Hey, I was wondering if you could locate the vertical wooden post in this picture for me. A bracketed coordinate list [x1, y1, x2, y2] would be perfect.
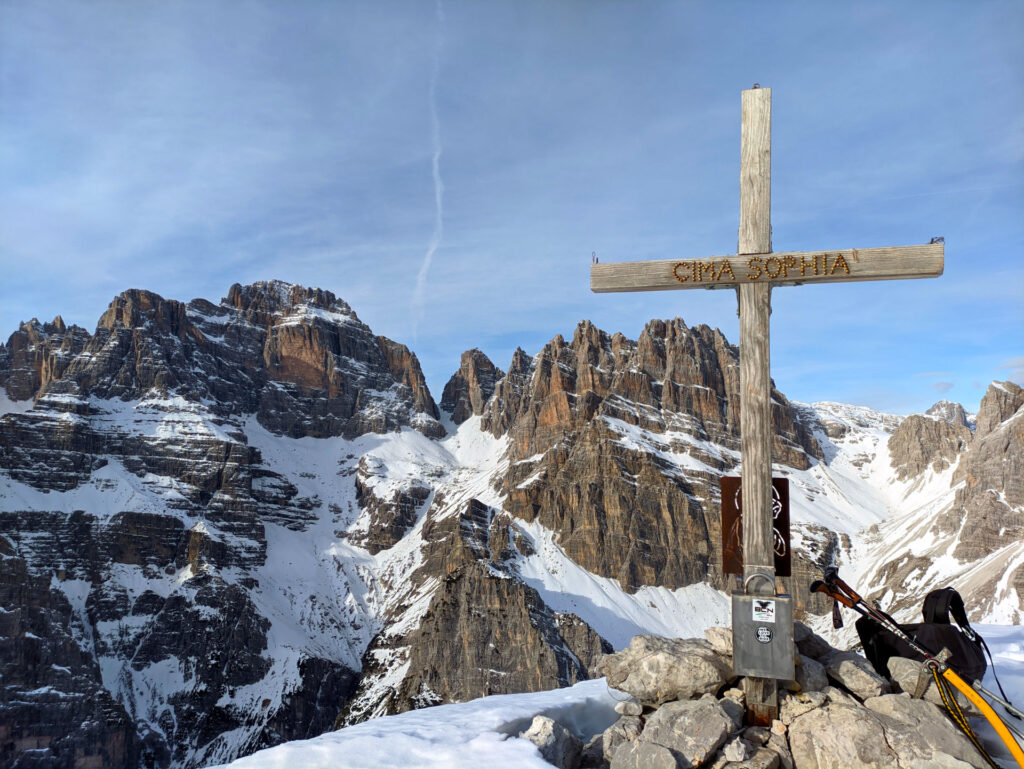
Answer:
[738, 85, 778, 725]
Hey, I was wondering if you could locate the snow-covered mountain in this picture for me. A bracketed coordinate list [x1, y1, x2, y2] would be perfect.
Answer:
[1, 281, 1020, 769]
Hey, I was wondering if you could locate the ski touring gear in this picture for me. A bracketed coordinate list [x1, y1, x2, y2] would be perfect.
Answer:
[810, 568, 1023, 769]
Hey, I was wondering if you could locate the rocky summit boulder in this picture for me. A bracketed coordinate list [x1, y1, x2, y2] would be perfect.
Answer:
[821, 650, 891, 701]
[595, 635, 732, 706]
[886, 656, 979, 717]
[794, 654, 828, 693]
[788, 695, 989, 769]
[521, 715, 583, 769]
[611, 694, 742, 768]
[592, 630, 991, 769]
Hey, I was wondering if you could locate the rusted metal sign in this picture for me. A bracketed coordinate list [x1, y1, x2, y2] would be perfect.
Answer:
[721, 476, 791, 577]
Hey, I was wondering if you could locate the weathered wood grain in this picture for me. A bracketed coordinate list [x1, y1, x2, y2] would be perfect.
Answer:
[590, 243, 944, 293]
[739, 281, 774, 591]
[739, 87, 771, 255]
[739, 86, 778, 723]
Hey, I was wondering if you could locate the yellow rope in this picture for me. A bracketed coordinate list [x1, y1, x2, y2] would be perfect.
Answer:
[932, 667, 1000, 769]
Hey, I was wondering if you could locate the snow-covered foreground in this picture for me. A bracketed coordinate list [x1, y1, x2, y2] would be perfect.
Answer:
[208, 625, 1024, 769]
[204, 679, 619, 769]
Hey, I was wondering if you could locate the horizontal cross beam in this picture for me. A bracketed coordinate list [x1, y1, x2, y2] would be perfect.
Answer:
[590, 242, 943, 293]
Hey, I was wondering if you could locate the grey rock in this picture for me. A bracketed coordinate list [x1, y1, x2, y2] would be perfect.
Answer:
[705, 625, 733, 657]
[779, 690, 826, 725]
[889, 413, 971, 480]
[638, 694, 741, 767]
[610, 740, 677, 769]
[743, 726, 771, 746]
[886, 656, 979, 717]
[723, 687, 746, 706]
[614, 699, 643, 716]
[734, 747, 782, 769]
[822, 650, 890, 701]
[580, 733, 608, 769]
[794, 654, 828, 692]
[602, 716, 642, 763]
[722, 735, 755, 762]
[864, 694, 988, 768]
[788, 701, 900, 768]
[521, 715, 583, 769]
[793, 621, 833, 661]
[823, 685, 861, 707]
[767, 732, 794, 769]
[595, 636, 731, 706]
[788, 694, 989, 769]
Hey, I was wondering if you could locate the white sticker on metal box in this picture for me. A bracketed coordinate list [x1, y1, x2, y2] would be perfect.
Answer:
[752, 599, 776, 623]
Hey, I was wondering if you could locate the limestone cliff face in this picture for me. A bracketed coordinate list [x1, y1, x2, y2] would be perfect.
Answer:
[0, 316, 91, 401]
[888, 414, 971, 480]
[440, 349, 504, 424]
[339, 499, 610, 725]
[480, 319, 822, 594]
[856, 384, 1024, 624]
[925, 399, 974, 430]
[947, 383, 1024, 565]
[0, 281, 444, 768]
[1, 281, 443, 442]
[0, 534, 141, 769]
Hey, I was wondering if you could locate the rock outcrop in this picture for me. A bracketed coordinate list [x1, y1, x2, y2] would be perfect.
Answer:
[926, 399, 974, 431]
[482, 319, 823, 597]
[0, 281, 448, 768]
[864, 381, 1024, 622]
[947, 382, 1024, 565]
[583, 626, 992, 769]
[888, 414, 971, 480]
[440, 349, 504, 424]
[339, 498, 611, 725]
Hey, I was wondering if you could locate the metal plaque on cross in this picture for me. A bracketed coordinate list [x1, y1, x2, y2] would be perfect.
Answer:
[720, 476, 791, 577]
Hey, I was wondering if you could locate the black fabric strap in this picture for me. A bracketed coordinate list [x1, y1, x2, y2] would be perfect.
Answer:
[923, 587, 955, 625]
[926, 588, 1020, 718]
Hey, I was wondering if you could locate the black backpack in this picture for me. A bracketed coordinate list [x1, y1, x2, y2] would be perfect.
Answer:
[856, 587, 988, 682]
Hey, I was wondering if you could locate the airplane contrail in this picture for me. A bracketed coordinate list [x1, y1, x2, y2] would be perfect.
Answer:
[412, 0, 445, 342]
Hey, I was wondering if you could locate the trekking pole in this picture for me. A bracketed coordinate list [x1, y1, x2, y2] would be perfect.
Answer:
[810, 577, 1024, 768]
[973, 681, 1024, 723]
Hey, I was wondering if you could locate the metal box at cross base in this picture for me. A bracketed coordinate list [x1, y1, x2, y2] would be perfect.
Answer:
[731, 592, 795, 680]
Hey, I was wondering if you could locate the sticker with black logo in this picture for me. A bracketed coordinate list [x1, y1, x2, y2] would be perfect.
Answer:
[755, 626, 773, 644]
[752, 599, 776, 623]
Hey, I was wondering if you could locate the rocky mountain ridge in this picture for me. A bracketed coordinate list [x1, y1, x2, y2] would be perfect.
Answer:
[1, 281, 1020, 769]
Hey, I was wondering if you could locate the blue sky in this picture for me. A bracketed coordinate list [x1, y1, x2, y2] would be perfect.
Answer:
[1, 0, 1021, 415]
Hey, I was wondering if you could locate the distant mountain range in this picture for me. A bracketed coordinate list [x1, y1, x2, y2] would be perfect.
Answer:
[1, 281, 1020, 769]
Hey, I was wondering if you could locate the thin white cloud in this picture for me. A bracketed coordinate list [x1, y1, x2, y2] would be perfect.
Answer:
[411, 0, 446, 342]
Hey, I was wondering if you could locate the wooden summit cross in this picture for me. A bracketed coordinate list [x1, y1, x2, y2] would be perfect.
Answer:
[590, 86, 943, 724]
